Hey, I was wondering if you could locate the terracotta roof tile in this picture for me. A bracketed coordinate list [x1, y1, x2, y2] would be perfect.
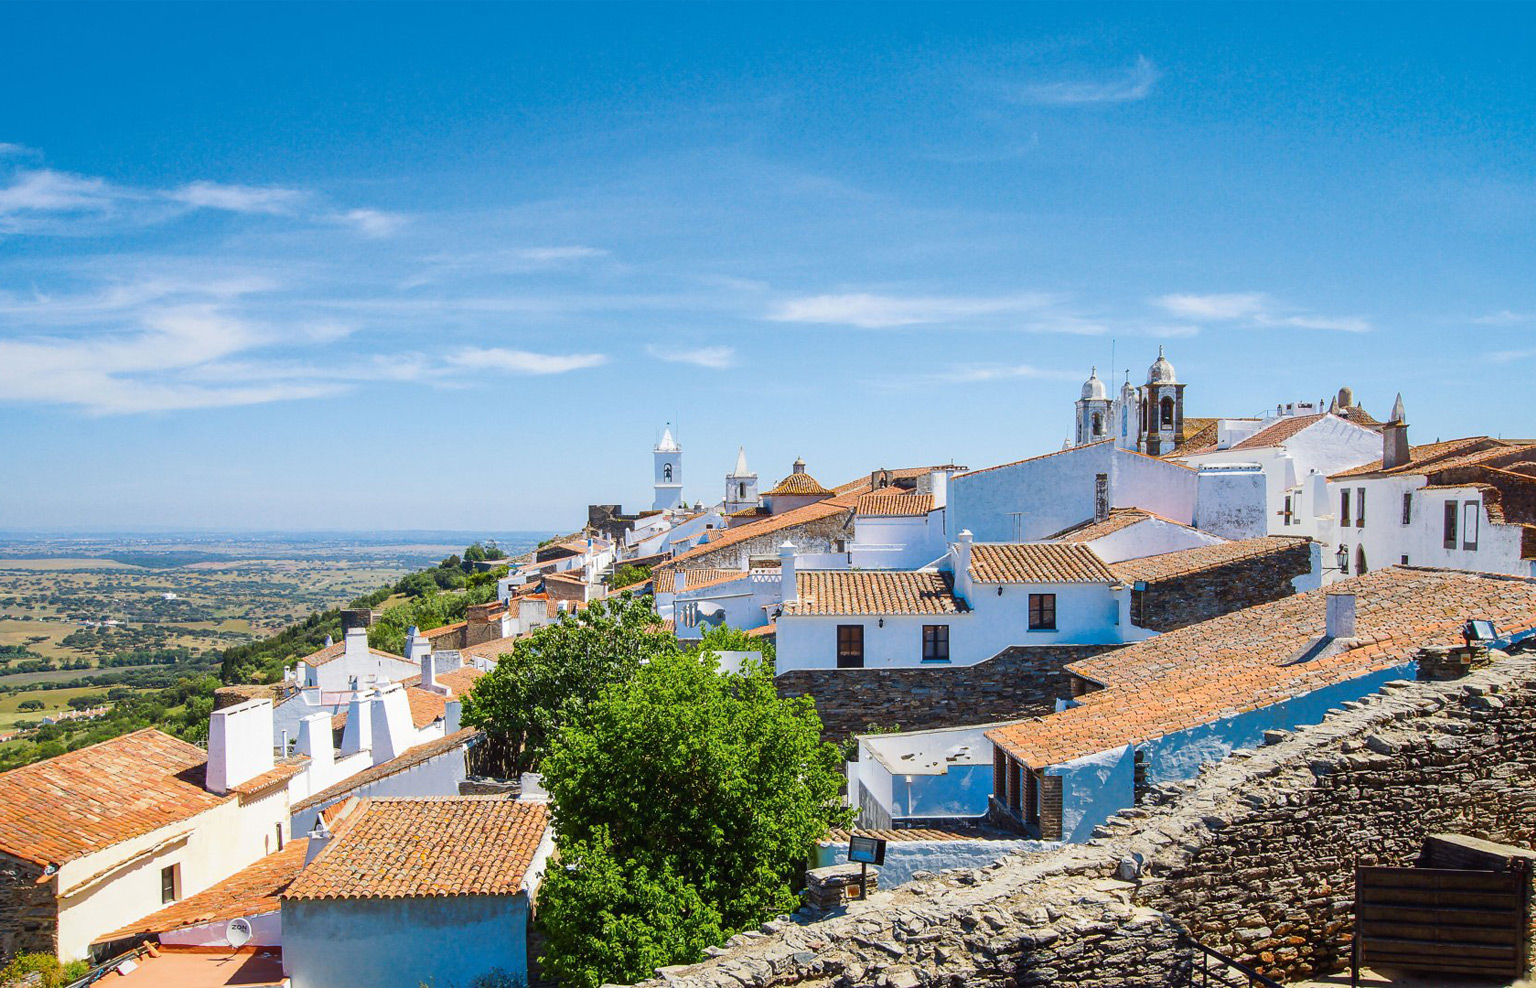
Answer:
[857, 492, 936, 517]
[1329, 437, 1513, 479]
[1108, 536, 1311, 583]
[784, 571, 967, 616]
[653, 498, 853, 589]
[987, 567, 1536, 769]
[229, 758, 308, 797]
[969, 543, 1115, 584]
[766, 472, 835, 497]
[93, 839, 310, 943]
[0, 729, 226, 867]
[282, 797, 548, 900]
[300, 640, 411, 669]
[461, 635, 522, 664]
[422, 622, 467, 640]
[291, 729, 481, 813]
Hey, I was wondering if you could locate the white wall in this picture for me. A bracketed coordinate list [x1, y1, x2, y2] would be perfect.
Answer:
[290, 743, 471, 836]
[1050, 744, 1136, 844]
[1193, 464, 1268, 540]
[812, 838, 1049, 888]
[160, 909, 281, 948]
[851, 512, 948, 569]
[284, 893, 531, 988]
[850, 725, 1001, 823]
[1081, 517, 1224, 564]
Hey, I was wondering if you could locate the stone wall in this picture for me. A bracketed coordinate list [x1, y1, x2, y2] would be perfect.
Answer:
[775, 645, 1121, 740]
[654, 512, 854, 594]
[0, 852, 54, 962]
[633, 654, 1536, 988]
[1133, 539, 1313, 633]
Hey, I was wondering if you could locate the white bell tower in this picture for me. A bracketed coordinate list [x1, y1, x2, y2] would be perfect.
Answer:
[723, 446, 758, 514]
[652, 426, 684, 511]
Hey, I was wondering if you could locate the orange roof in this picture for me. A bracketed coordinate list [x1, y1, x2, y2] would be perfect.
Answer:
[784, 570, 967, 616]
[93, 839, 310, 943]
[422, 622, 467, 640]
[969, 543, 1115, 584]
[461, 634, 522, 664]
[282, 797, 549, 900]
[300, 640, 410, 669]
[766, 473, 834, 497]
[745, 623, 776, 638]
[0, 729, 226, 868]
[857, 492, 936, 517]
[1048, 508, 1160, 542]
[291, 729, 481, 812]
[988, 567, 1536, 769]
[653, 497, 854, 587]
[1108, 536, 1310, 583]
[230, 759, 308, 797]
[401, 668, 485, 728]
[1330, 437, 1524, 480]
[829, 466, 946, 496]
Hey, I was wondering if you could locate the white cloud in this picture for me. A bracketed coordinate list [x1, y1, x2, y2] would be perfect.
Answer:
[0, 143, 38, 158]
[514, 246, 609, 262]
[1472, 310, 1534, 326]
[446, 347, 607, 375]
[769, 292, 1056, 329]
[335, 208, 408, 238]
[1016, 56, 1161, 106]
[166, 180, 308, 215]
[1154, 293, 1267, 320]
[936, 363, 1081, 383]
[0, 169, 116, 217]
[1153, 292, 1370, 332]
[646, 344, 736, 369]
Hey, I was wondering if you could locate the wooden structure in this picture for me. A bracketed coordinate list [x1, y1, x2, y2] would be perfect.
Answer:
[1352, 835, 1534, 985]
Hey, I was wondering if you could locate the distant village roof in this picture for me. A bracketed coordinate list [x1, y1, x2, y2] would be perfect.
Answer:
[461, 634, 521, 665]
[988, 567, 1536, 770]
[969, 543, 1116, 584]
[0, 729, 226, 868]
[282, 797, 549, 900]
[785, 571, 968, 616]
[94, 838, 310, 944]
[292, 728, 481, 813]
[422, 622, 467, 641]
[856, 492, 935, 517]
[1107, 536, 1310, 583]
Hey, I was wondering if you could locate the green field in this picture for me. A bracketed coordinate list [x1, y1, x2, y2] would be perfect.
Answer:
[0, 685, 152, 731]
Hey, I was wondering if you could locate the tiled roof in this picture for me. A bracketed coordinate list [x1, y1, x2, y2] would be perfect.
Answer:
[0, 729, 226, 868]
[857, 492, 936, 517]
[282, 797, 548, 900]
[422, 622, 467, 640]
[960, 440, 1195, 479]
[784, 571, 968, 616]
[745, 623, 776, 638]
[653, 497, 855, 589]
[230, 758, 308, 797]
[766, 472, 834, 497]
[461, 635, 522, 664]
[830, 466, 942, 496]
[823, 826, 1010, 843]
[402, 668, 484, 727]
[301, 640, 411, 669]
[1048, 508, 1160, 543]
[1108, 536, 1311, 583]
[291, 728, 481, 812]
[1330, 437, 1521, 480]
[1165, 417, 1224, 458]
[1176, 413, 1376, 458]
[93, 839, 310, 944]
[969, 543, 1116, 584]
[988, 567, 1536, 769]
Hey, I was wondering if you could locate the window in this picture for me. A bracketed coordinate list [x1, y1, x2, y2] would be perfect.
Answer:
[738, 482, 746, 500]
[1356, 545, 1368, 575]
[1282, 494, 1294, 526]
[161, 864, 179, 904]
[1402, 491, 1413, 525]
[662, 463, 673, 482]
[1129, 588, 1146, 626]
[1443, 500, 1458, 549]
[1091, 412, 1104, 437]
[1159, 396, 1175, 427]
[275, 823, 285, 852]
[1094, 473, 1109, 522]
[836, 625, 864, 668]
[1356, 487, 1366, 527]
[1463, 501, 1480, 550]
[1340, 489, 1352, 527]
[1028, 593, 1057, 631]
[1121, 405, 1128, 437]
[921, 625, 950, 662]
[1400, 554, 1409, 565]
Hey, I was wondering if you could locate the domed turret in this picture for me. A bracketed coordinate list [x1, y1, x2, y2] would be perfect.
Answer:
[1081, 367, 1107, 401]
[1147, 346, 1177, 385]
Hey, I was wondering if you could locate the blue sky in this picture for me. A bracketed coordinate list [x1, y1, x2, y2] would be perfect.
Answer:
[3, 3, 1535, 531]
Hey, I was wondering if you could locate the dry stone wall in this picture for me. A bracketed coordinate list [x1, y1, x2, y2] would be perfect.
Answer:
[775, 645, 1120, 740]
[636, 654, 1536, 988]
[0, 853, 54, 961]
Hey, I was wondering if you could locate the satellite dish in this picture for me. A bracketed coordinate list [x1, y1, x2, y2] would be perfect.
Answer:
[226, 917, 253, 949]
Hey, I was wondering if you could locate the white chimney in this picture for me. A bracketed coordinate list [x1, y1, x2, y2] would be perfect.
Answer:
[340, 691, 373, 756]
[206, 699, 275, 795]
[342, 625, 369, 661]
[296, 712, 334, 775]
[929, 469, 948, 509]
[1326, 593, 1357, 639]
[779, 541, 797, 604]
[444, 699, 462, 735]
[368, 683, 415, 765]
[304, 821, 332, 866]
[954, 530, 975, 604]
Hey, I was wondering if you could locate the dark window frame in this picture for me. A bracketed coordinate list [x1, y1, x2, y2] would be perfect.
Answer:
[1340, 489, 1352, 527]
[161, 864, 179, 904]
[921, 624, 950, 662]
[1028, 593, 1057, 631]
[1356, 487, 1366, 527]
[1401, 491, 1413, 525]
[1443, 500, 1458, 549]
[1463, 500, 1480, 550]
[836, 624, 864, 668]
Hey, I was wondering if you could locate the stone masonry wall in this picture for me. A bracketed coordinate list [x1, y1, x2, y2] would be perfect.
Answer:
[1135, 540, 1313, 633]
[0, 852, 55, 962]
[775, 645, 1121, 741]
[635, 654, 1536, 988]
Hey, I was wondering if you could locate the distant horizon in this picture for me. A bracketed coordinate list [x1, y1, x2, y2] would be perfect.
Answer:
[4, 3, 1535, 530]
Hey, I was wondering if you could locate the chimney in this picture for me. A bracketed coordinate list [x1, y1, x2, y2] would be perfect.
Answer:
[206, 699, 275, 795]
[340, 608, 373, 631]
[304, 821, 333, 866]
[779, 541, 797, 604]
[407, 627, 441, 693]
[340, 690, 373, 756]
[342, 625, 369, 661]
[1326, 593, 1357, 640]
[445, 699, 462, 734]
[296, 712, 334, 775]
[1382, 393, 1410, 471]
[953, 530, 974, 604]
[929, 469, 948, 509]
[368, 683, 415, 765]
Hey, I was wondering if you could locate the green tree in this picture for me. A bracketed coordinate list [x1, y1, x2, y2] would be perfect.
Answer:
[16, 699, 44, 711]
[460, 594, 675, 773]
[537, 827, 725, 988]
[691, 623, 775, 668]
[608, 563, 652, 589]
[536, 651, 850, 984]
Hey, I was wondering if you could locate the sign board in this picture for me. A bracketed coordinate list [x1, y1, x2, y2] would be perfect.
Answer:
[847, 834, 887, 866]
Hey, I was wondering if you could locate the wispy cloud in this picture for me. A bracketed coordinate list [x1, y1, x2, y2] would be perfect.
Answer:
[646, 343, 736, 369]
[1016, 56, 1161, 106]
[333, 208, 408, 238]
[1152, 292, 1370, 333]
[1472, 310, 1534, 326]
[446, 347, 607, 375]
[165, 180, 308, 215]
[514, 246, 609, 263]
[769, 292, 1056, 329]
[0, 142, 39, 158]
[867, 360, 1079, 394]
[0, 169, 116, 217]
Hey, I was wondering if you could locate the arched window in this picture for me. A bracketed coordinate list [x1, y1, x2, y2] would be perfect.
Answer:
[1091, 412, 1104, 437]
[1159, 396, 1175, 427]
[1121, 405, 1128, 437]
[663, 463, 673, 482]
[1356, 545, 1368, 575]
[738, 482, 746, 500]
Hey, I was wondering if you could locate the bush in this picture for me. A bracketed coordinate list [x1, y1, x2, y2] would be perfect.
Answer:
[16, 699, 44, 711]
[0, 951, 67, 987]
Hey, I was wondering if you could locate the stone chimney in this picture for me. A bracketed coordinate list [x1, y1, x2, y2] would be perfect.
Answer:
[1382, 393, 1410, 471]
[1326, 592, 1356, 640]
[206, 699, 275, 795]
[779, 541, 797, 605]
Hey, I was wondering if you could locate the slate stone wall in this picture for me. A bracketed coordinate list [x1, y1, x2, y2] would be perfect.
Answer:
[1133, 539, 1313, 633]
[775, 645, 1122, 740]
[630, 655, 1536, 988]
[0, 852, 54, 962]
